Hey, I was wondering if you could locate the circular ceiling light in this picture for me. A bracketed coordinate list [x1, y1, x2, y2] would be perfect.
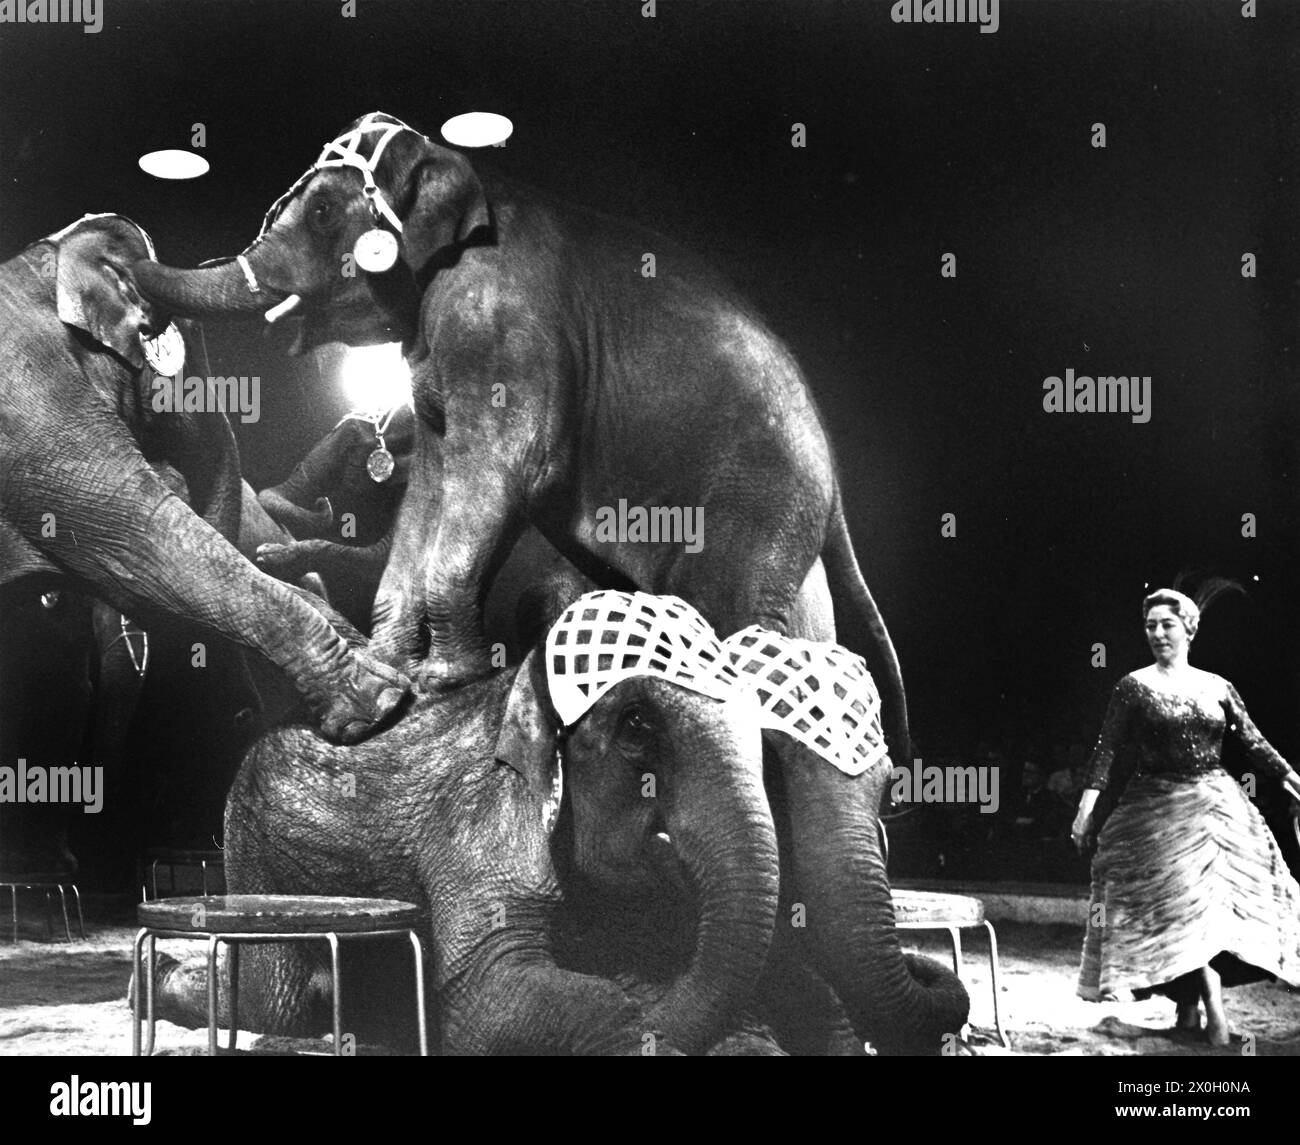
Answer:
[440, 111, 513, 148]
[138, 150, 210, 180]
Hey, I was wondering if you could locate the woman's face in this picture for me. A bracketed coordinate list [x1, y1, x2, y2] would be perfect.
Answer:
[1145, 604, 1190, 665]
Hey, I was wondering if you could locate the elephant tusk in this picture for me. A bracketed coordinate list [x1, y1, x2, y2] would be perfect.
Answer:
[264, 294, 303, 324]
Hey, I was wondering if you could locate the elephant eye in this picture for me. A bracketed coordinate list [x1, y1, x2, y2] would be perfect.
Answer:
[309, 197, 336, 229]
[617, 705, 656, 748]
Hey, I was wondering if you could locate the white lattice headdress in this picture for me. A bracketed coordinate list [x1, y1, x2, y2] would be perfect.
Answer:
[720, 627, 889, 776]
[545, 591, 735, 728]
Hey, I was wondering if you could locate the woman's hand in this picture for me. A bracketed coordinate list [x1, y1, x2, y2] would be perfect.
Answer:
[1072, 788, 1101, 852]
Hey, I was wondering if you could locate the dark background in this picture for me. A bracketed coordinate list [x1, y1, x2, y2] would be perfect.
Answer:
[2, 0, 1297, 767]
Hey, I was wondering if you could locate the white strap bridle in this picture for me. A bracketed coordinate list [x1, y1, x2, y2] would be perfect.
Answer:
[257, 112, 418, 239]
[237, 113, 424, 294]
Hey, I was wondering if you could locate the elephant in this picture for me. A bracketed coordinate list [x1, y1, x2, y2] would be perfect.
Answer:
[130, 114, 905, 741]
[130, 115, 964, 1047]
[0, 213, 408, 744]
[149, 592, 787, 1056]
[254, 404, 414, 630]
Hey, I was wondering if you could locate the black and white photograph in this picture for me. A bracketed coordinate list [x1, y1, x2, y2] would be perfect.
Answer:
[0, 0, 1297, 1116]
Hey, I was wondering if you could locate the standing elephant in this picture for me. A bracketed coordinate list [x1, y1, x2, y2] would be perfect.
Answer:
[150, 592, 784, 1056]
[130, 114, 904, 736]
[131, 115, 959, 1046]
[0, 213, 407, 744]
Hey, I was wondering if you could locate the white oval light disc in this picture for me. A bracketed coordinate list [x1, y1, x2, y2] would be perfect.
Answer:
[138, 149, 210, 180]
[440, 111, 513, 148]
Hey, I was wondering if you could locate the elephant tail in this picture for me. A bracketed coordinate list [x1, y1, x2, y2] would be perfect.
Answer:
[820, 492, 910, 764]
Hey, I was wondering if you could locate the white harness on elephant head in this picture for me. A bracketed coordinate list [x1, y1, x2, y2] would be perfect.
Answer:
[256, 112, 420, 240]
[544, 590, 889, 777]
[236, 113, 425, 297]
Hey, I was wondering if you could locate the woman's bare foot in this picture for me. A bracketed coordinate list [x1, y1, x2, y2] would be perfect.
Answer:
[1200, 964, 1230, 1046]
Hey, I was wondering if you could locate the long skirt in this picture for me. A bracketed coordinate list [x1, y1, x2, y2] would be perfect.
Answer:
[1077, 769, 1300, 1001]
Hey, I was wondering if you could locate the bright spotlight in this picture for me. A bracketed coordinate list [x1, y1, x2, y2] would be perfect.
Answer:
[440, 111, 513, 148]
[138, 150, 210, 180]
[339, 343, 412, 412]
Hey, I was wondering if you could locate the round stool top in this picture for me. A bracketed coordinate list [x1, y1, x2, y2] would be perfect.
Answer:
[144, 847, 226, 864]
[891, 890, 985, 927]
[137, 894, 425, 934]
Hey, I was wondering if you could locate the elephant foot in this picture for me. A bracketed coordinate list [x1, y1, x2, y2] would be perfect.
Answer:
[416, 654, 495, 695]
[315, 650, 410, 743]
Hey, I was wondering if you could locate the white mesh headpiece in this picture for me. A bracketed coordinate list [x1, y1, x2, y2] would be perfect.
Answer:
[720, 627, 889, 776]
[546, 591, 735, 728]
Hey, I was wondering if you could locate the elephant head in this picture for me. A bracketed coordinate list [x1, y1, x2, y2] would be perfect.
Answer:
[132, 114, 489, 356]
[492, 595, 780, 1055]
[49, 213, 177, 372]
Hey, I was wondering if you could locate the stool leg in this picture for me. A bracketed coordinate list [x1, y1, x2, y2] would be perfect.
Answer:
[6, 885, 16, 943]
[71, 885, 85, 940]
[144, 934, 158, 1057]
[43, 889, 52, 939]
[206, 935, 220, 1056]
[56, 885, 71, 943]
[201, 861, 209, 896]
[984, 920, 1010, 1049]
[327, 932, 342, 1055]
[227, 941, 240, 1052]
[948, 927, 971, 1042]
[408, 930, 429, 1057]
[132, 928, 147, 1056]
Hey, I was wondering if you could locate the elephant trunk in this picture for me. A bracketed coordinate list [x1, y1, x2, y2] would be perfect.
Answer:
[646, 726, 780, 1055]
[782, 743, 970, 1055]
[132, 242, 289, 320]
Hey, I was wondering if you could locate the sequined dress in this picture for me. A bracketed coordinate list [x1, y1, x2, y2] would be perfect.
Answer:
[1077, 670, 1300, 1000]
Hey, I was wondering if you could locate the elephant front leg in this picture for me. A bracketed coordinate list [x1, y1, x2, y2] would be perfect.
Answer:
[6, 429, 407, 743]
[416, 473, 524, 691]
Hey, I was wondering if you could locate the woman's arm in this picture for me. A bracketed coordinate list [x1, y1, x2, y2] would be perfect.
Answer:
[1072, 678, 1136, 849]
[1223, 682, 1299, 801]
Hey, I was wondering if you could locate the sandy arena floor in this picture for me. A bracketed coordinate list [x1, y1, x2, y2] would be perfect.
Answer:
[1, 906, 1297, 1056]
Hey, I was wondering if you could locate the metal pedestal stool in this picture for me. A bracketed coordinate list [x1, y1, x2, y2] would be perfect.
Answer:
[141, 847, 225, 899]
[0, 873, 85, 942]
[892, 889, 1010, 1049]
[133, 894, 429, 1056]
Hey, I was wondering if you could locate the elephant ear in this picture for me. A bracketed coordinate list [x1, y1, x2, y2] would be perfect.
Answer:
[383, 134, 491, 277]
[494, 646, 563, 806]
[54, 214, 159, 370]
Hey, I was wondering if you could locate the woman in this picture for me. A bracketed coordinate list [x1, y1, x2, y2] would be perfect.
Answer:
[1072, 587, 1300, 1044]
